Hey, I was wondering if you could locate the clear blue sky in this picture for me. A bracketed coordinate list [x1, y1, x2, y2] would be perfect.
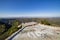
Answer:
[0, 0, 60, 18]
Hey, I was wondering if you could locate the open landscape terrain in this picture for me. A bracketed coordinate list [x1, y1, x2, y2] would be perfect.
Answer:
[0, 17, 60, 40]
[6, 23, 60, 40]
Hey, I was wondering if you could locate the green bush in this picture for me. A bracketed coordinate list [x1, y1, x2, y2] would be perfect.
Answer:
[41, 20, 51, 25]
[0, 24, 5, 35]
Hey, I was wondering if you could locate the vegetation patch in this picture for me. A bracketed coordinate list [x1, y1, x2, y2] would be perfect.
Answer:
[0, 20, 21, 40]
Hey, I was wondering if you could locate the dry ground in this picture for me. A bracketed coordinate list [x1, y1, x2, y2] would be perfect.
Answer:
[12, 24, 60, 40]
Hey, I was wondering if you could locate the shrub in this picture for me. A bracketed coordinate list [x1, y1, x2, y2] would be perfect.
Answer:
[41, 20, 51, 25]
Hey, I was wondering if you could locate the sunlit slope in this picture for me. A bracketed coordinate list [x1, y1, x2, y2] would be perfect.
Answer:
[12, 24, 60, 40]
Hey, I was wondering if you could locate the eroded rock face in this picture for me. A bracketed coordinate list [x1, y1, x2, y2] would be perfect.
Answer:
[12, 24, 60, 40]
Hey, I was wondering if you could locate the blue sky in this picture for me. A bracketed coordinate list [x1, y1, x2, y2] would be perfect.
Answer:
[0, 0, 60, 18]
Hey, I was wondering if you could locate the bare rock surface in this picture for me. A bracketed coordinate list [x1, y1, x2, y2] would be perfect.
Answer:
[12, 24, 60, 40]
